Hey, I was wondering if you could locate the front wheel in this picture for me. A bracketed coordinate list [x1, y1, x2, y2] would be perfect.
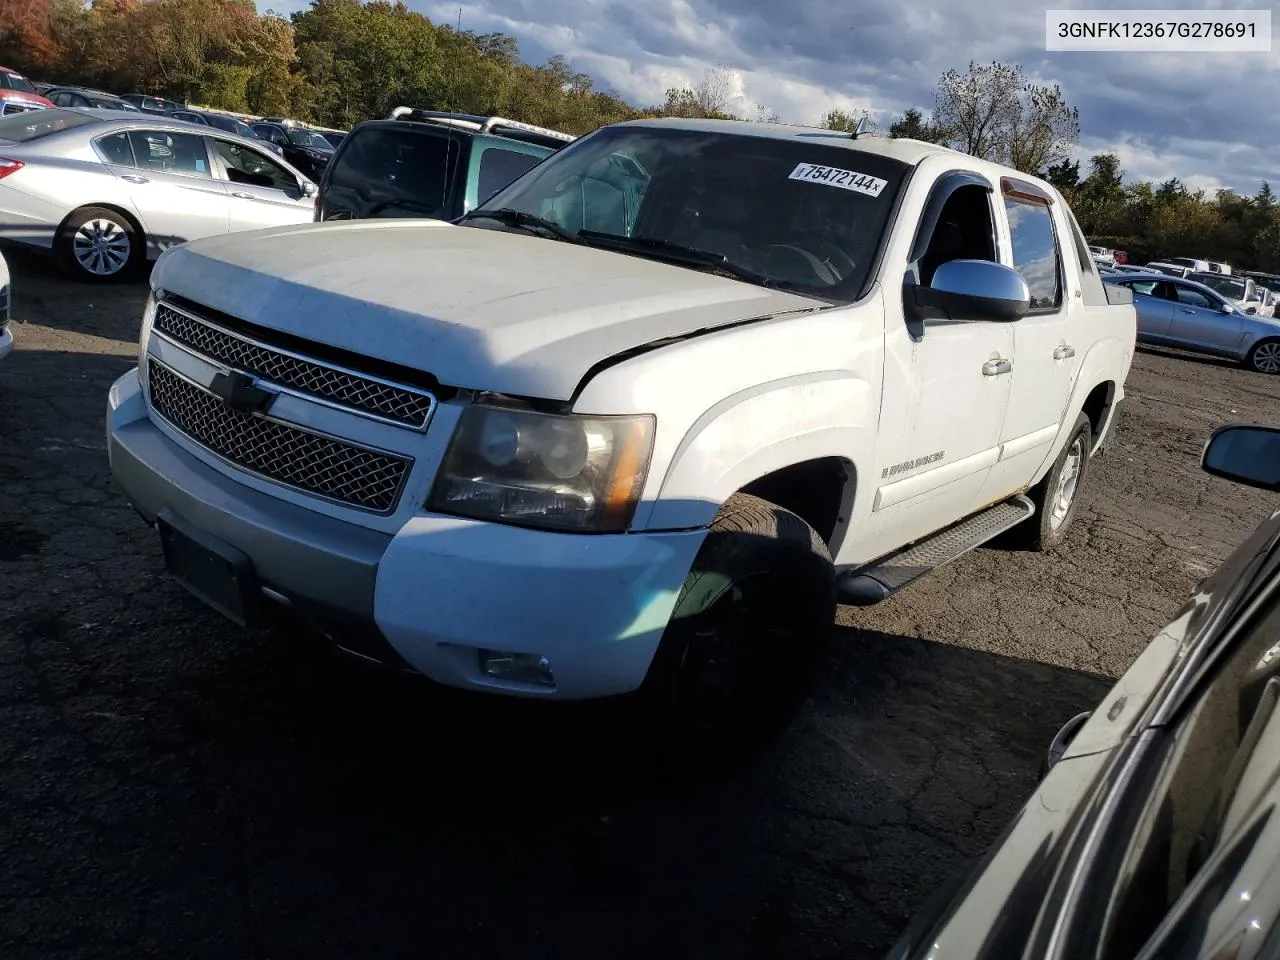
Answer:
[1246, 339, 1280, 375]
[55, 206, 142, 283]
[1011, 412, 1093, 553]
[635, 493, 836, 777]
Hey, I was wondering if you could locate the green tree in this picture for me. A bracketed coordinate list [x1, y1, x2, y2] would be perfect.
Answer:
[887, 106, 944, 141]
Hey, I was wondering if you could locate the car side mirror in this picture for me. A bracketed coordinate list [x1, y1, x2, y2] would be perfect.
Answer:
[300, 180, 317, 197]
[1223, 303, 1237, 313]
[904, 259, 1031, 329]
[1202, 424, 1280, 493]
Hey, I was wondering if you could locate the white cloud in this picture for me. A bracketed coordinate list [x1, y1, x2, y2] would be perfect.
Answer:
[279, 0, 1278, 193]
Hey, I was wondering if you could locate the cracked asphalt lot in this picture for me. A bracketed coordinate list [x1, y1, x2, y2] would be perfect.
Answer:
[2, 248, 1278, 960]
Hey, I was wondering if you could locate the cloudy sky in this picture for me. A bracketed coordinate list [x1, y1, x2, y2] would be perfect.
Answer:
[268, 0, 1278, 194]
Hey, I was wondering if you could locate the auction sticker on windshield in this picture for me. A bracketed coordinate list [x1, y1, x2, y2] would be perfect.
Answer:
[788, 163, 887, 197]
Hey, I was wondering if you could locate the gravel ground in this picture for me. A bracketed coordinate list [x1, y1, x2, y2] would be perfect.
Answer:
[2, 248, 1278, 960]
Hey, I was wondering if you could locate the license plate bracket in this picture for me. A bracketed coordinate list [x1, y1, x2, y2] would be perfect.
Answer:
[157, 510, 259, 627]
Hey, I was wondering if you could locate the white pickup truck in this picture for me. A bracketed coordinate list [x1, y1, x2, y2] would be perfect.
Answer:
[107, 118, 1137, 768]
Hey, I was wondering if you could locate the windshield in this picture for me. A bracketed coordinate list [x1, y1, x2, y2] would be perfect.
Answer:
[0, 72, 36, 94]
[0, 108, 96, 142]
[287, 128, 332, 149]
[470, 124, 910, 300]
[1195, 274, 1247, 298]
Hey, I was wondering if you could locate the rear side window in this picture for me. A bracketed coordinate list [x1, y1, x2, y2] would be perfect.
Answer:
[93, 131, 136, 166]
[476, 146, 542, 204]
[0, 108, 97, 141]
[328, 128, 454, 217]
[1005, 196, 1063, 310]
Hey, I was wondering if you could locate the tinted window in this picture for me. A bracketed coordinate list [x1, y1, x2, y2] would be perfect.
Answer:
[128, 130, 211, 177]
[1005, 196, 1063, 310]
[252, 124, 285, 144]
[210, 139, 296, 191]
[1129, 280, 1161, 296]
[286, 128, 331, 149]
[476, 146, 541, 204]
[172, 112, 205, 124]
[479, 126, 910, 299]
[1174, 286, 1215, 309]
[0, 108, 97, 141]
[94, 131, 136, 166]
[328, 128, 453, 217]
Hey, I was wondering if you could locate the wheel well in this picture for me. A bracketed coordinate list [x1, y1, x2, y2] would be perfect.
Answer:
[739, 457, 852, 546]
[1081, 381, 1114, 449]
[57, 203, 146, 248]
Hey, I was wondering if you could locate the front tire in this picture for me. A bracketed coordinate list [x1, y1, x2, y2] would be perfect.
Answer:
[1013, 412, 1093, 553]
[1246, 339, 1280, 374]
[55, 206, 142, 283]
[636, 493, 836, 777]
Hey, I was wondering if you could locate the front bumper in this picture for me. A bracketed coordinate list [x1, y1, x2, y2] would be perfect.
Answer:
[107, 368, 707, 700]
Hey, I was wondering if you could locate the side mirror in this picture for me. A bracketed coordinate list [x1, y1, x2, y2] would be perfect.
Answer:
[300, 180, 317, 198]
[1221, 303, 1234, 314]
[1202, 424, 1280, 493]
[905, 259, 1031, 326]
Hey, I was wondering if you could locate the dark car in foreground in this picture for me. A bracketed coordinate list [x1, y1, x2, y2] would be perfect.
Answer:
[890, 422, 1280, 960]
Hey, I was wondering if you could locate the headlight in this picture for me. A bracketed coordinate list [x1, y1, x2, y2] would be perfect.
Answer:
[137, 292, 157, 389]
[427, 404, 655, 532]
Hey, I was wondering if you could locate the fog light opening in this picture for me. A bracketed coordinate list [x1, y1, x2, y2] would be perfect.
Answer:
[479, 649, 556, 688]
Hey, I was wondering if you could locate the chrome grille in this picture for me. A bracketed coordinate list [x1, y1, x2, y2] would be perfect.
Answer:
[153, 302, 435, 429]
[0, 101, 46, 116]
[147, 360, 411, 513]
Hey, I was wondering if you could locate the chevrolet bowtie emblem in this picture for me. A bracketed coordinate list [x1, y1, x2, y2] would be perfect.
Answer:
[209, 370, 277, 414]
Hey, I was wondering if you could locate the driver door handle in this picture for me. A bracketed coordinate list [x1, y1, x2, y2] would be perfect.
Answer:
[231, 191, 255, 200]
[982, 358, 1012, 376]
[120, 174, 149, 184]
[1053, 344, 1075, 360]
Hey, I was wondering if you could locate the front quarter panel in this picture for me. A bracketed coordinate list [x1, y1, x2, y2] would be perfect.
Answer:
[571, 294, 884, 536]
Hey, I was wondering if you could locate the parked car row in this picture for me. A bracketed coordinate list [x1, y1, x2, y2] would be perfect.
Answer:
[1097, 254, 1277, 319]
[0, 100, 576, 283]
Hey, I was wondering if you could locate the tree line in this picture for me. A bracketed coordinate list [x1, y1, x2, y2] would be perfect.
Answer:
[3, 0, 1276, 271]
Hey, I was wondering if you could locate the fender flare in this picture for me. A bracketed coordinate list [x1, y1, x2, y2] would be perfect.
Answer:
[636, 371, 875, 532]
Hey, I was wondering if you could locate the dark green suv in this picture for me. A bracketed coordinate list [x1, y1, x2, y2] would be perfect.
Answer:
[315, 109, 574, 222]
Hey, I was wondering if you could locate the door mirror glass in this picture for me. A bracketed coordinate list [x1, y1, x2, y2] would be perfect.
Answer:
[1224, 303, 1236, 313]
[300, 179, 317, 197]
[1202, 425, 1280, 492]
[906, 259, 1031, 324]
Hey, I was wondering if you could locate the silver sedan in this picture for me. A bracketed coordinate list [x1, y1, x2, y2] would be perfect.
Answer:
[0, 108, 318, 282]
[1103, 271, 1280, 374]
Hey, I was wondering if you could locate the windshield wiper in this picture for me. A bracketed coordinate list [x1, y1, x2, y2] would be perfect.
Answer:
[458, 207, 582, 243]
[576, 231, 774, 287]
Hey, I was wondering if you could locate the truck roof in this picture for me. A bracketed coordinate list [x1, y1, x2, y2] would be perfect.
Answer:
[613, 117, 959, 164]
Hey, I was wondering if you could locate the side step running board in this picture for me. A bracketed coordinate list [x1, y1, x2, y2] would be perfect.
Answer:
[837, 494, 1036, 606]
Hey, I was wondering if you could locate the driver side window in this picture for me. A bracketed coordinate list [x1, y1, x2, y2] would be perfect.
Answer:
[913, 184, 997, 287]
[209, 138, 296, 191]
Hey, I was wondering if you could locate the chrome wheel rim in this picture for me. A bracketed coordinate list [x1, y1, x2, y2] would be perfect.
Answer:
[1049, 437, 1085, 530]
[72, 218, 130, 276]
[1252, 342, 1280, 374]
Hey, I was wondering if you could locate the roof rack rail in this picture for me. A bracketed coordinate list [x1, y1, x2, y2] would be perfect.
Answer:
[386, 107, 576, 143]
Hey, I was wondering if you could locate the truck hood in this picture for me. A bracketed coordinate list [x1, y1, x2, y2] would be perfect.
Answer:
[152, 220, 824, 400]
